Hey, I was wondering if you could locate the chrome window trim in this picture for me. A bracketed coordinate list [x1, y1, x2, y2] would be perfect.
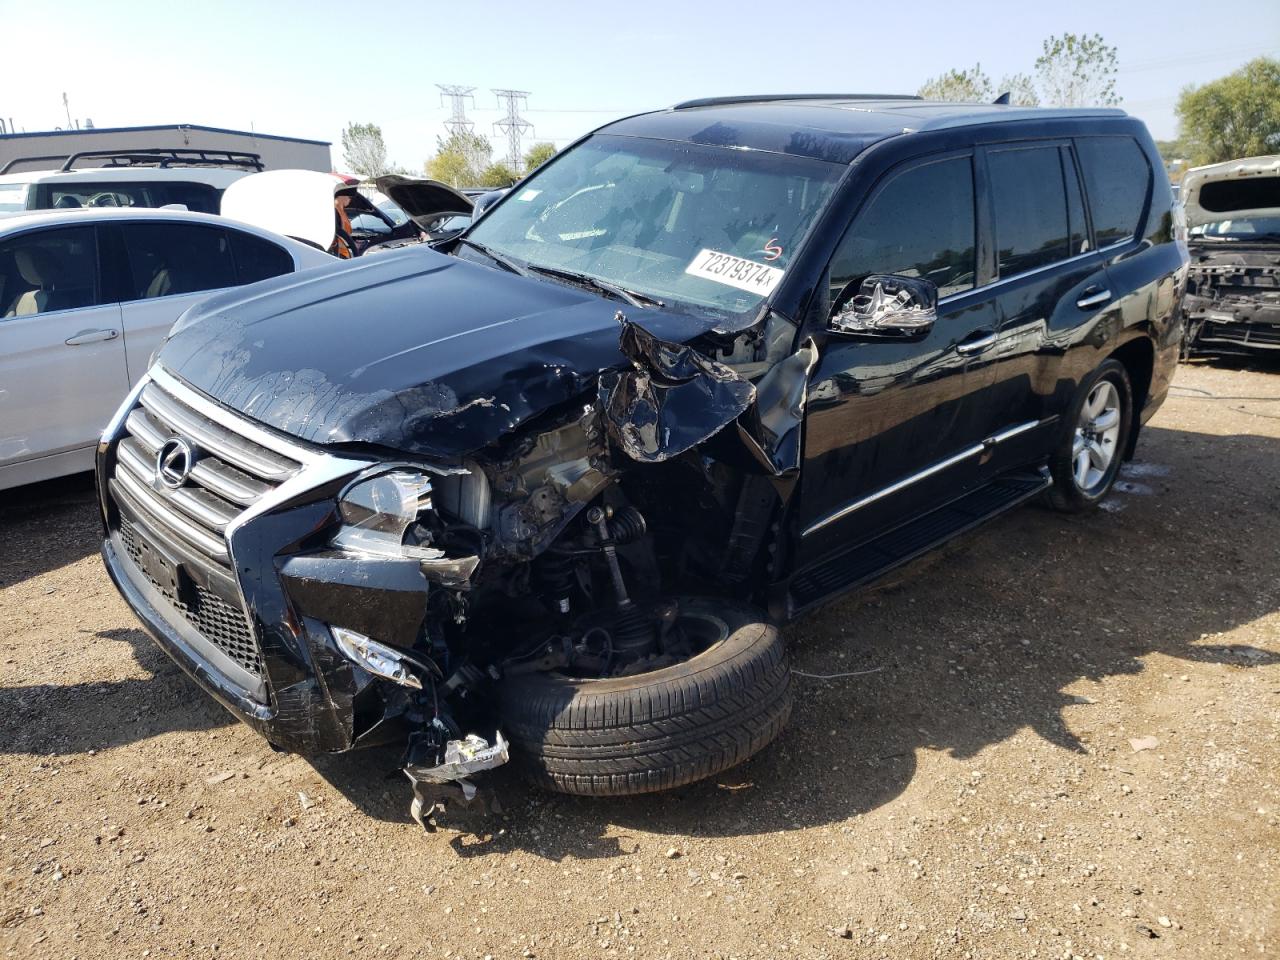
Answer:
[801, 418, 1048, 537]
[937, 237, 1134, 309]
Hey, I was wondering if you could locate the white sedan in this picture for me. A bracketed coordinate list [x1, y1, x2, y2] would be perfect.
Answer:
[0, 207, 333, 490]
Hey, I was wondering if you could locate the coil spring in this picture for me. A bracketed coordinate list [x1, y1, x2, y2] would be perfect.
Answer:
[533, 551, 576, 614]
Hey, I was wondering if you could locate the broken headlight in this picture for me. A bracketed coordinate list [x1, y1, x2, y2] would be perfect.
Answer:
[333, 468, 440, 559]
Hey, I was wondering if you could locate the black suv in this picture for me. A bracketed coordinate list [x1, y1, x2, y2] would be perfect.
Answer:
[97, 95, 1186, 811]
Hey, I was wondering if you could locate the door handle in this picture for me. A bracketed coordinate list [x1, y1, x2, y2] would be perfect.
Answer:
[956, 331, 996, 355]
[64, 328, 119, 346]
[1076, 287, 1112, 310]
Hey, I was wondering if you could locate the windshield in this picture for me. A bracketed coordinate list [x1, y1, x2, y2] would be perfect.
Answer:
[0, 182, 29, 213]
[1192, 215, 1280, 241]
[464, 134, 843, 320]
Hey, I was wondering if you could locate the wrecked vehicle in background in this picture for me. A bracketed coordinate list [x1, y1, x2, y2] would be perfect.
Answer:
[1180, 155, 1280, 357]
[220, 169, 473, 257]
[96, 94, 1184, 817]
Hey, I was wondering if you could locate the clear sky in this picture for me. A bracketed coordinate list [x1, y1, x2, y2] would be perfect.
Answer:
[2, 0, 1276, 170]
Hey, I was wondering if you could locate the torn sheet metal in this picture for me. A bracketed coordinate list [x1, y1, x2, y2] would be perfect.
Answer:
[736, 336, 819, 477]
[404, 731, 510, 828]
[600, 320, 756, 463]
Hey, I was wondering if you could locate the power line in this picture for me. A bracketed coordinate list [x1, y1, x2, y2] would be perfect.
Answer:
[1119, 44, 1274, 74]
[492, 89, 534, 170]
[436, 84, 476, 136]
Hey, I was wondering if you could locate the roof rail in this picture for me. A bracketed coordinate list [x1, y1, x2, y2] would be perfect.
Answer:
[0, 148, 264, 175]
[0, 154, 71, 175]
[673, 93, 923, 110]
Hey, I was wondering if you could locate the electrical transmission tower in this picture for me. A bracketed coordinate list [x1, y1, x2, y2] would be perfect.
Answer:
[492, 89, 534, 170]
[436, 84, 476, 136]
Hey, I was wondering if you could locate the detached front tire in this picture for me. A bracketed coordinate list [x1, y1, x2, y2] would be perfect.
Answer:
[496, 597, 792, 797]
[1047, 358, 1134, 513]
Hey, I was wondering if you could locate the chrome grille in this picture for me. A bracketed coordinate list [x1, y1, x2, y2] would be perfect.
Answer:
[108, 373, 305, 679]
[111, 380, 302, 568]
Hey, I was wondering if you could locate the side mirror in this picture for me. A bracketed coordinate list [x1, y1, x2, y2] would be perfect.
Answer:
[830, 274, 938, 337]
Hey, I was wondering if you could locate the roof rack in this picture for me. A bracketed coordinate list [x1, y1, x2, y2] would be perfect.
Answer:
[673, 93, 923, 110]
[0, 147, 264, 175]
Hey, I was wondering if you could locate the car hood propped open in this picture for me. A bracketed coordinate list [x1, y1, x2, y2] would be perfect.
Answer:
[374, 175, 473, 230]
[157, 247, 725, 459]
[1181, 155, 1280, 230]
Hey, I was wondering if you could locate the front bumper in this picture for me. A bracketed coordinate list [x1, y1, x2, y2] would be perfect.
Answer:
[97, 368, 432, 755]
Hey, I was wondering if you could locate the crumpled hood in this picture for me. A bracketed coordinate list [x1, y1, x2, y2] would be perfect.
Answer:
[158, 247, 722, 459]
[1181, 154, 1280, 229]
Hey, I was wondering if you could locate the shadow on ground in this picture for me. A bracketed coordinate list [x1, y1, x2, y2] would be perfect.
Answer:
[3, 424, 1278, 858]
[0, 627, 234, 754]
[0, 471, 99, 587]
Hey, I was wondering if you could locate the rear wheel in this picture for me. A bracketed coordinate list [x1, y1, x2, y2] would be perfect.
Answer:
[495, 597, 792, 797]
[1046, 359, 1133, 512]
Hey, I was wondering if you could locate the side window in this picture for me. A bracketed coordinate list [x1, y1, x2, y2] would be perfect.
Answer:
[1062, 147, 1090, 255]
[38, 182, 155, 209]
[121, 223, 237, 300]
[988, 146, 1070, 277]
[0, 226, 100, 318]
[1075, 137, 1151, 247]
[156, 182, 220, 215]
[830, 155, 976, 300]
[227, 230, 296, 285]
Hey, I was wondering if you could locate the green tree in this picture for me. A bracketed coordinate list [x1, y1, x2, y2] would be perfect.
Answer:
[478, 162, 519, 188]
[918, 65, 992, 102]
[424, 131, 493, 187]
[1176, 57, 1280, 165]
[341, 122, 395, 179]
[996, 73, 1040, 107]
[1034, 33, 1120, 107]
[522, 141, 558, 171]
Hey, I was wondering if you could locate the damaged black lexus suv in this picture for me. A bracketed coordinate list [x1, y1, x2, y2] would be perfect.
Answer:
[97, 95, 1186, 810]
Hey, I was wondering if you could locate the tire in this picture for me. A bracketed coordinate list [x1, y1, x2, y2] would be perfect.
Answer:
[496, 597, 792, 797]
[1046, 358, 1134, 513]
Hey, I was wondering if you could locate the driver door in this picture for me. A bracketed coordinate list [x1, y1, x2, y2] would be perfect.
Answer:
[793, 152, 1001, 568]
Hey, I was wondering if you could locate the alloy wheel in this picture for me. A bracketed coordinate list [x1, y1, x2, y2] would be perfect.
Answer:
[1071, 379, 1121, 492]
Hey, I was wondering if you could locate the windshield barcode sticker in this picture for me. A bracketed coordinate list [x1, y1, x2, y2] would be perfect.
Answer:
[684, 249, 784, 296]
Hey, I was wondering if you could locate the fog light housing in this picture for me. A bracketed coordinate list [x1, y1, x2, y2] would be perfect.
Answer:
[331, 626, 423, 689]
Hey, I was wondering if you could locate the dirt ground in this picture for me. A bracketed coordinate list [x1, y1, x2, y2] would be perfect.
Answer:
[1, 359, 1277, 960]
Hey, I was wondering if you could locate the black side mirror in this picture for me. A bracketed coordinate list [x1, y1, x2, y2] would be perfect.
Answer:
[829, 274, 938, 337]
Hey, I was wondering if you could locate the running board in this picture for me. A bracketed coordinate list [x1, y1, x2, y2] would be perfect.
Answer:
[786, 469, 1051, 615]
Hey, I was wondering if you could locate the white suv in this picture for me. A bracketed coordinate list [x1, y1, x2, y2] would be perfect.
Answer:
[0, 148, 262, 215]
[0, 206, 333, 490]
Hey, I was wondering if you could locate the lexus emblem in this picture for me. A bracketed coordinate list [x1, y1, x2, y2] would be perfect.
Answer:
[156, 438, 196, 488]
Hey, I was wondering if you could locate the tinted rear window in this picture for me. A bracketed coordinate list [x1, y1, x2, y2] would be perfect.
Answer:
[228, 230, 295, 285]
[1199, 177, 1280, 214]
[121, 222, 237, 300]
[989, 146, 1070, 277]
[1075, 137, 1151, 247]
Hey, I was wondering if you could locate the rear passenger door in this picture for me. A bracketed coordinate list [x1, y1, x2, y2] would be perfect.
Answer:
[0, 225, 128, 474]
[112, 222, 296, 380]
[971, 141, 1112, 478]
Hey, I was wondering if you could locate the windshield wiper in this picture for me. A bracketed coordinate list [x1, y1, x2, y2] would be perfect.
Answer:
[454, 237, 528, 275]
[525, 264, 664, 308]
